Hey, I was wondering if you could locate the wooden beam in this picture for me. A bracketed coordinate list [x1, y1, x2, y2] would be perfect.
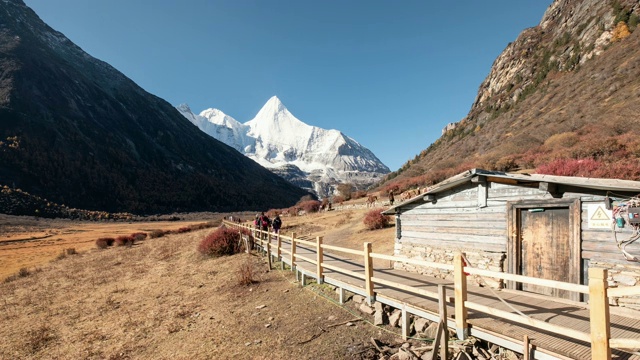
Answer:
[438, 285, 449, 360]
[276, 233, 282, 259]
[471, 175, 486, 184]
[401, 304, 410, 340]
[477, 181, 487, 208]
[290, 232, 297, 272]
[266, 239, 272, 271]
[589, 267, 611, 360]
[317, 236, 324, 284]
[364, 242, 374, 304]
[487, 176, 519, 185]
[454, 253, 468, 339]
[539, 182, 561, 198]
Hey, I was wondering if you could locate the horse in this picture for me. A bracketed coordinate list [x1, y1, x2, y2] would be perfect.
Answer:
[367, 195, 378, 207]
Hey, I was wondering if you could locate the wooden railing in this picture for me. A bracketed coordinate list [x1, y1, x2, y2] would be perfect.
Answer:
[223, 221, 640, 360]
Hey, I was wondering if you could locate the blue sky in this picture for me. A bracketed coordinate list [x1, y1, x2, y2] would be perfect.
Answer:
[24, 0, 552, 171]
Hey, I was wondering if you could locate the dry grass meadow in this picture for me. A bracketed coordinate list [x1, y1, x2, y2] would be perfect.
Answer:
[0, 199, 401, 359]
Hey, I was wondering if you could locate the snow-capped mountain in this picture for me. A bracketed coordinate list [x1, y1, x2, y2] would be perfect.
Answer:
[177, 96, 390, 196]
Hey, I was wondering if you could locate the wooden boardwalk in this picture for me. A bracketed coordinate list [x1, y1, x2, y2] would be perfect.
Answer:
[233, 224, 640, 360]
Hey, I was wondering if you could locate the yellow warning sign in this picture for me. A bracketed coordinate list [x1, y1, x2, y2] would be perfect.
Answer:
[588, 204, 612, 229]
[591, 206, 610, 221]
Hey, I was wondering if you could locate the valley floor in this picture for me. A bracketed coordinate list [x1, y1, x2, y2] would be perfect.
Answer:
[0, 203, 400, 359]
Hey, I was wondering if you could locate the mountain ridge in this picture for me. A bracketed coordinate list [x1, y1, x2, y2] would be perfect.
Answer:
[178, 95, 390, 196]
[0, 0, 311, 215]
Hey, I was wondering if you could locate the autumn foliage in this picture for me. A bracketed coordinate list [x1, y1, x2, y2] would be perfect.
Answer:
[198, 226, 249, 257]
[363, 209, 390, 230]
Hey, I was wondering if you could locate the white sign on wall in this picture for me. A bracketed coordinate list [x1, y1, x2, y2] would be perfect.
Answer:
[588, 203, 613, 229]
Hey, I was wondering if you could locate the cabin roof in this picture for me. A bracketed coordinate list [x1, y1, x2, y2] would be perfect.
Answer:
[382, 168, 640, 215]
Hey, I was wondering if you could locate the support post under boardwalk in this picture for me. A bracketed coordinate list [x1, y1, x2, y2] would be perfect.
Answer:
[454, 253, 468, 339]
[401, 304, 410, 340]
[316, 236, 324, 284]
[589, 267, 611, 360]
[364, 242, 374, 305]
[339, 287, 346, 304]
[438, 284, 449, 360]
[290, 232, 297, 272]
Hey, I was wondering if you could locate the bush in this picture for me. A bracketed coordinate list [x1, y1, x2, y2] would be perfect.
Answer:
[114, 235, 135, 247]
[95, 237, 115, 249]
[57, 247, 78, 259]
[149, 229, 165, 239]
[197, 226, 244, 257]
[131, 232, 147, 241]
[298, 200, 321, 213]
[363, 209, 390, 230]
[237, 259, 256, 286]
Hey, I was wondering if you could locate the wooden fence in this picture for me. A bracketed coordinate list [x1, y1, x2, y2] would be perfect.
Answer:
[224, 220, 640, 360]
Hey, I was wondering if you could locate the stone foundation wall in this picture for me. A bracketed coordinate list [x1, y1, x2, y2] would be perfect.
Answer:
[393, 242, 506, 288]
[590, 260, 640, 311]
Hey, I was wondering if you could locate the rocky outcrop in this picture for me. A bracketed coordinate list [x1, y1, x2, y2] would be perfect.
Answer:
[471, 0, 639, 118]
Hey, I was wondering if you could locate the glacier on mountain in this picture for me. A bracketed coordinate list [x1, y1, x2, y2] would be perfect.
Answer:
[177, 96, 390, 197]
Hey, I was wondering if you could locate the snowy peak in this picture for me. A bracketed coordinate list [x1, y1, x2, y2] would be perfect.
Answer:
[200, 108, 243, 128]
[247, 95, 308, 134]
[262, 95, 287, 114]
[176, 96, 390, 196]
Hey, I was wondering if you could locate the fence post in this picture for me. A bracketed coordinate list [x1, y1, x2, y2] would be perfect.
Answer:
[364, 242, 374, 305]
[266, 240, 272, 270]
[316, 236, 324, 284]
[291, 232, 297, 272]
[589, 267, 611, 360]
[454, 252, 468, 340]
[277, 233, 282, 260]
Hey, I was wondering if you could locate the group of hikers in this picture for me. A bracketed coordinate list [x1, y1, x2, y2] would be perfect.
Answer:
[254, 212, 282, 239]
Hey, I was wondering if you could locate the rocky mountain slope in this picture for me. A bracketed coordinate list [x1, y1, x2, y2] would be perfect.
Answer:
[0, 0, 311, 215]
[384, 0, 640, 190]
[178, 96, 390, 196]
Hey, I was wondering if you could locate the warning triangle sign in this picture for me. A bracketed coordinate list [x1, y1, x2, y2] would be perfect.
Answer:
[590, 206, 610, 221]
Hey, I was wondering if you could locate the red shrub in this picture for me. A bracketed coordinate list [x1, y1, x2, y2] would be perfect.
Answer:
[148, 229, 165, 238]
[536, 158, 602, 177]
[114, 235, 135, 247]
[131, 232, 147, 241]
[95, 237, 114, 249]
[363, 209, 390, 230]
[298, 200, 321, 213]
[177, 227, 191, 233]
[197, 226, 244, 257]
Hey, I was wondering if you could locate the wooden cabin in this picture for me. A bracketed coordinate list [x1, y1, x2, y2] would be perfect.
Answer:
[382, 169, 640, 309]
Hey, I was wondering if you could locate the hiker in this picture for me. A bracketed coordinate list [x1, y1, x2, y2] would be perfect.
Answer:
[272, 214, 282, 234]
[388, 190, 395, 206]
[259, 212, 271, 239]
